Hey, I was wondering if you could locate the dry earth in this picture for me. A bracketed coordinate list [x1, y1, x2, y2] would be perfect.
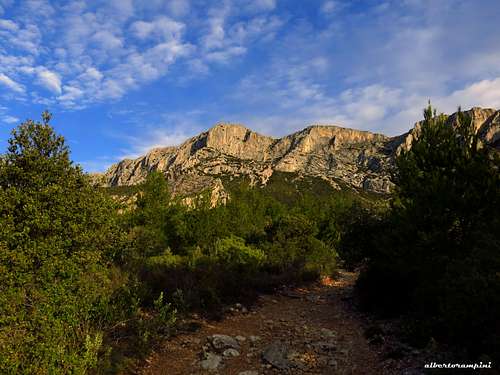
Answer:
[133, 271, 435, 375]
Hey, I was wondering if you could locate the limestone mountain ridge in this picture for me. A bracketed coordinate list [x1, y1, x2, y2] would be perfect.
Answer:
[95, 107, 500, 197]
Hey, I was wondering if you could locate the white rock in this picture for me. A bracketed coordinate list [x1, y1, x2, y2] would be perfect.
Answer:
[223, 348, 240, 357]
[200, 352, 222, 370]
[209, 334, 240, 351]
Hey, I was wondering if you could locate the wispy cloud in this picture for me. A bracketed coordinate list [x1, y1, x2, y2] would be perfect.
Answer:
[130, 16, 185, 41]
[320, 1, 339, 15]
[221, 0, 500, 136]
[239, 0, 276, 14]
[105, 108, 208, 162]
[0, 104, 19, 125]
[0, 73, 25, 93]
[1, 114, 19, 124]
[166, 0, 191, 17]
[119, 129, 192, 160]
[36, 68, 62, 94]
[0, 0, 282, 109]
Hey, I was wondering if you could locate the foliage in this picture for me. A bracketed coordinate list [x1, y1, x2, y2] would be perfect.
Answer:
[337, 203, 385, 270]
[356, 104, 500, 360]
[119, 171, 347, 313]
[0, 113, 123, 374]
[213, 235, 266, 270]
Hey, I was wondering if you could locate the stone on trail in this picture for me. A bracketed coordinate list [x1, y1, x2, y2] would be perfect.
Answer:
[249, 335, 261, 344]
[199, 352, 222, 370]
[209, 334, 241, 351]
[261, 341, 293, 370]
[238, 371, 259, 375]
[320, 328, 336, 339]
[312, 341, 336, 352]
[223, 348, 240, 357]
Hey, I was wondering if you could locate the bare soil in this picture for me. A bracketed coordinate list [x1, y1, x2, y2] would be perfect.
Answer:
[135, 270, 426, 375]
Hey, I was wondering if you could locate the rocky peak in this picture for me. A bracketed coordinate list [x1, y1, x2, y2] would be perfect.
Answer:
[445, 107, 496, 132]
[396, 107, 500, 155]
[204, 123, 274, 161]
[478, 110, 500, 148]
[302, 125, 387, 148]
[97, 107, 499, 198]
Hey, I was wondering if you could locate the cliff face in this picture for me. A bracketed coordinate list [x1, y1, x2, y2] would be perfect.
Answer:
[395, 107, 500, 155]
[96, 107, 500, 197]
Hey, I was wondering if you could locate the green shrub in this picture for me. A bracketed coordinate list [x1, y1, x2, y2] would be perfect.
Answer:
[213, 235, 266, 269]
[0, 113, 123, 374]
[263, 213, 336, 276]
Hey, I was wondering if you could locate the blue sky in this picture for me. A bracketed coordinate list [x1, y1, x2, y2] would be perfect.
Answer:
[1, 0, 500, 171]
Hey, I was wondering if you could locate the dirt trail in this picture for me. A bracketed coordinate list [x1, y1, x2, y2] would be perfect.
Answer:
[137, 271, 419, 375]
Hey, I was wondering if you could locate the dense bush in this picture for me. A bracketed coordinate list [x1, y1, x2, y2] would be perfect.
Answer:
[336, 202, 384, 270]
[356, 105, 500, 360]
[120, 171, 343, 313]
[0, 113, 124, 374]
[213, 236, 266, 271]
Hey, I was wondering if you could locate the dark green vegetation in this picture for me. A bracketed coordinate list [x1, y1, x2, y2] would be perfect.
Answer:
[0, 112, 123, 373]
[352, 105, 500, 362]
[0, 113, 363, 374]
[122, 171, 355, 313]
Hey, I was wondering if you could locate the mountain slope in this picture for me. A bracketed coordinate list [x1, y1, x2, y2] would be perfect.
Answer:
[95, 107, 500, 197]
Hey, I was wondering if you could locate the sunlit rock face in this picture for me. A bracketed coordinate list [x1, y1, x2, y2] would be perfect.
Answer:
[96, 107, 499, 197]
[395, 107, 500, 155]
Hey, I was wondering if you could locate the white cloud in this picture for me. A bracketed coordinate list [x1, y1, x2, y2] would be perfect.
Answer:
[107, 0, 134, 20]
[120, 128, 192, 159]
[80, 67, 103, 82]
[1, 114, 19, 124]
[130, 17, 185, 42]
[205, 46, 246, 63]
[240, 0, 276, 13]
[230, 15, 284, 44]
[0, 20, 41, 52]
[0, 18, 17, 31]
[58, 85, 84, 103]
[233, 42, 500, 137]
[0, 0, 286, 108]
[201, 6, 229, 51]
[187, 58, 210, 75]
[436, 77, 500, 113]
[85, 38, 192, 102]
[166, 0, 190, 17]
[0, 73, 25, 93]
[106, 108, 207, 162]
[321, 1, 339, 15]
[198, 3, 283, 69]
[1, 0, 497, 125]
[22, 0, 55, 18]
[36, 68, 62, 94]
[0, 103, 19, 124]
[91, 30, 123, 50]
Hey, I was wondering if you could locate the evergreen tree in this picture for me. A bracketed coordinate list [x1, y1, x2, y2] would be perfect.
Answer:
[357, 104, 500, 359]
[0, 113, 121, 374]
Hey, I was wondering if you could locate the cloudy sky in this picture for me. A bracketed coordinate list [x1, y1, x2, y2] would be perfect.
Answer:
[1, 0, 500, 171]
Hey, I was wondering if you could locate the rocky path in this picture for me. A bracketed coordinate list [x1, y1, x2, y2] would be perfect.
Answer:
[138, 271, 421, 375]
